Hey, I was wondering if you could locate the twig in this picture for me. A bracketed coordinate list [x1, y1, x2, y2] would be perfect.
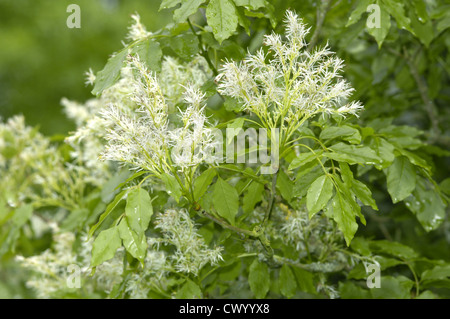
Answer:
[307, 0, 333, 52]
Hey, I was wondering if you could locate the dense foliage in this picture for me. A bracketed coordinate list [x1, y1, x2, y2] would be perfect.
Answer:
[1, 0, 449, 299]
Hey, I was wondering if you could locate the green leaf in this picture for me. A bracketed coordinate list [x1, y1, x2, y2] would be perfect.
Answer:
[369, 240, 418, 259]
[370, 276, 414, 299]
[339, 282, 371, 299]
[293, 165, 324, 198]
[367, 0, 391, 48]
[160, 0, 182, 10]
[368, 136, 395, 169]
[233, 0, 265, 10]
[91, 226, 122, 267]
[325, 143, 380, 165]
[410, 9, 434, 47]
[61, 208, 90, 231]
[352, 179, 378, 210]
[386, 156, 416, 203]
[404, 180, 445, 232]
[161, 173, 182, 202]
[276, 169, 294, 202]
[212, 177, 239, 225]
[279, 264, 297, 298]
[125, 187, 153, 236]
[11, 204, 33, 227]
[226, 118, 245, 145]
[319, 125, 361, 144]
[243, 181, 264, 214]
[193, 168, 217, 201]
[288, 151, 322, 171]
[173, 0, 206, 23]
[168, 34, 199, 60]
[176, 279, 203, 299]
[381, 0, 412, 33]
[421, 264, 450, 282]
[306, 175, 334, 218]
[101, 168, 131, 203]
[118, 219, 147, 264]
[132, 39, 163, 72]
[248, 259, 270, 299]
[328, 191, 359, 246]
[92, 48, 128, 96]
[206, 0, 239, 43]
[89, 189, 128, 238]
[346, 0, 372, 27]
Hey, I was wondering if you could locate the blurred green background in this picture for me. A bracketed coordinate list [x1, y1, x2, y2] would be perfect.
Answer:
[0, 0, 171, 135]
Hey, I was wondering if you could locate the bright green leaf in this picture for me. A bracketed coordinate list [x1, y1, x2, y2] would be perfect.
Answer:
[173, 0, 206, 23]
[132, 39, 163, 72]
[194, 168, 217, 201]
[91, 226, 122, 267]
[125, 187, 153, 236]
[243, 181, 264, 214]
[206, 0, 239, 43]
[328, 192, 359, 246]
[161, 173, 182, 202]
[160, 0, 182, 10]
[306, 175, 334, 218]
[118, 219, 147, 264]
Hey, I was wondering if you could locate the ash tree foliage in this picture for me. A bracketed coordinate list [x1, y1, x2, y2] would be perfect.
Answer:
[1, 0, 450, 299]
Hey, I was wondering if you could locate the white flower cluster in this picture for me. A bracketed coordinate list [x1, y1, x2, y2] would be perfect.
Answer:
[0, 115, 98, 210]
[216, 10, 363, 132]
[160, 56, 212, 108]
[127, 13, 152, 42]
[155, 209, 223, 275]
[100, 55, 218, 173]
[16, 226, 124, 298]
